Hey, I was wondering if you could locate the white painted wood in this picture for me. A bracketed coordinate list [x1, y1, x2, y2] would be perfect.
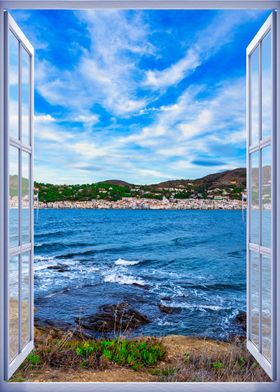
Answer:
[246, 11, 276, 380]
[0, 0, 279, 10]
[4, 12, 34, 380]
[0, 1, 279, 390]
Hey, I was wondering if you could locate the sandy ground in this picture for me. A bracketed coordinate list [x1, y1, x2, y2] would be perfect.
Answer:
[9, 299, 30, 362]
[11, 334, 257, 382]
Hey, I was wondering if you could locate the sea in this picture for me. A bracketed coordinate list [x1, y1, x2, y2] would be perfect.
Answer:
[34, 209, 247, 340]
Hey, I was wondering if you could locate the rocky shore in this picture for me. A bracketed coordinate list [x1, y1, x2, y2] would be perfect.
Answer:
[9, 301, 269, 383]
[34, 301, 247, 339]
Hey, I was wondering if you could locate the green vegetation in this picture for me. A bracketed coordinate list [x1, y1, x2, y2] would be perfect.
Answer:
[212, 360, 223, 369]
[13, 330, 166, 375]
[10, 328, 270, 382]
[26, 353, 41, 367]
[75, 338, 166, 370]
[35, 182, 132, 203]
[34, 168, 246, 203]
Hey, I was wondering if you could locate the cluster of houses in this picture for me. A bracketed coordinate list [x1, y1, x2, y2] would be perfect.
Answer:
[9, 195, 29, 208]
[37, 196, 245, 210]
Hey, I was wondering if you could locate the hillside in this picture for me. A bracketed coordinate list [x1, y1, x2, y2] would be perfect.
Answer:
[9, 175, 29, 197]
[154, 168, 246, 190]
[34, 168, 246, 203]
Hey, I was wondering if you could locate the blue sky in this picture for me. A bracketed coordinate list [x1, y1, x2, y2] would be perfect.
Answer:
[12, 9, 270, 184]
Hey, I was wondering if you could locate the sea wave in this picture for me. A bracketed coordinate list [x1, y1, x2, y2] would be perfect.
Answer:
[164, 301, 233, 312]
[103, 273, 146, 287]
[34, 256, 79, 272]
[115, 258, 140, 266]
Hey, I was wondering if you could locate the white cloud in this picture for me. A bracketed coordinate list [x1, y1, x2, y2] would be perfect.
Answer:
[35, 114, 56, 123]
[143, 11, 258, 91]
[114, 77, 246, 177]
[72, 114, 99, 124]
[143, 49, 199, 89]
[178, 109, 214, 139]
[36, 126, 73, 143]
[30, 10, 254, 184]
[133, 168, 173, 180]
[36, 10, 154, 117]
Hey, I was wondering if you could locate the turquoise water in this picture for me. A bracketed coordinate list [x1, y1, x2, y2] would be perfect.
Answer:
[34, 209, 246, 340]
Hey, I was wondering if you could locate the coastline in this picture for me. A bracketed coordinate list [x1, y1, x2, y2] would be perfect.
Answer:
[37, 198, 245, 210]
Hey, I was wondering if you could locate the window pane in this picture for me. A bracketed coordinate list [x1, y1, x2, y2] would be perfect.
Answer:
[9, 30, 19, 140]
[251, 46, 259, 146]
[262, 146, 271, 248]
[21, 47, 31, 146]
[9, 147, 19, 247]
[22, 252, 31, 348]
[251, 152, 259, 244]
[9, 255, 19, 363]
[251, 251, 260, 348]
[22, 153, 30, 244]
[262, 31, 272, 140]
[262, 255, 271, 363]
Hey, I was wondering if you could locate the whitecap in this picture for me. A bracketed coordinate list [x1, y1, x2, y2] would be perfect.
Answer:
[35, 256, 55, 263]
[165, 301, 232, 312]
[104, 273, 146, 286]
[115, 258, 140, 266]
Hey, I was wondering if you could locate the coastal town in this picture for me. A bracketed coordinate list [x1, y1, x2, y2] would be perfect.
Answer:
[36, 196, 245, 210]
[9, 168, 250, 210]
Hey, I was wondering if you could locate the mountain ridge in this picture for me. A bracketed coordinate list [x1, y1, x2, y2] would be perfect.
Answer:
[92, 168, 246, 189]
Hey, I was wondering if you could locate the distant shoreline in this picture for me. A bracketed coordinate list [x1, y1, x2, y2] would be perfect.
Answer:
[37, 198, 245, 210]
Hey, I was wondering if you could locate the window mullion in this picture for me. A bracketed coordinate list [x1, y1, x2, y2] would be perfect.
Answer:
[258, 40, 263, 355]
[18, 42, 22, 355]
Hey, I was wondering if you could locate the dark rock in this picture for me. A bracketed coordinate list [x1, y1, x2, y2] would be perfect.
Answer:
[235, 311, 246, 331]
[47, 264, 69, 272]
[76, 302, 150, 333]
[161, 296, 172, 301]
[132, 282, 150, 289]
[159, 304, 182, 314]
[35, 318, 72, 330]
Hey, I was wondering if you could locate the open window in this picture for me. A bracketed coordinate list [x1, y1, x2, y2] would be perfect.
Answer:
[246, 12, 276, 379]
[4, 13, 34, 379]
[0, 5, 278, 384]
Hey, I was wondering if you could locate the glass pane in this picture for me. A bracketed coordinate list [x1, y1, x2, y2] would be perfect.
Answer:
[22, 153, 30, 244]
[9, 147, 19, 247]
[262, 255, 272, 363]
[22, 252, 31, 348]
[251, 46, 259, 146]
[262, 146, 271, 248]
[262, 31, 272, 140]
[251, 251, 260, 348]
[21, 47, 31, 146]
[9, 255, 19, 363]
[9, 30, 19, 140]
[251, 152, 259, 244]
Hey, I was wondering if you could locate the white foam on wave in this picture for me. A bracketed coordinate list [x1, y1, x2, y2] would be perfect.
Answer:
[34, 256, 56, 271]
[34, 256, 79, 272]
[35, 256, 55, 263]
[87, 266, 100, 273]
[165, 301, 232, 312]
[115, 258, 140, 266]
[104, 273, 146, 286]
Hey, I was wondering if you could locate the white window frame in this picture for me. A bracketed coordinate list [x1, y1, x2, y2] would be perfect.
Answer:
[4, 12, 35, 379]
[0, 1, 280, 392]
[246, 13, 276, 379]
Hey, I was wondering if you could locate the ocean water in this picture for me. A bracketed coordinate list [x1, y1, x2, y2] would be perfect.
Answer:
[34, 209, 247, 340]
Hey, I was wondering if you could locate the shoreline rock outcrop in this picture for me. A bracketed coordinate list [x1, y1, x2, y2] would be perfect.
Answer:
[76, 302, 150, 333]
